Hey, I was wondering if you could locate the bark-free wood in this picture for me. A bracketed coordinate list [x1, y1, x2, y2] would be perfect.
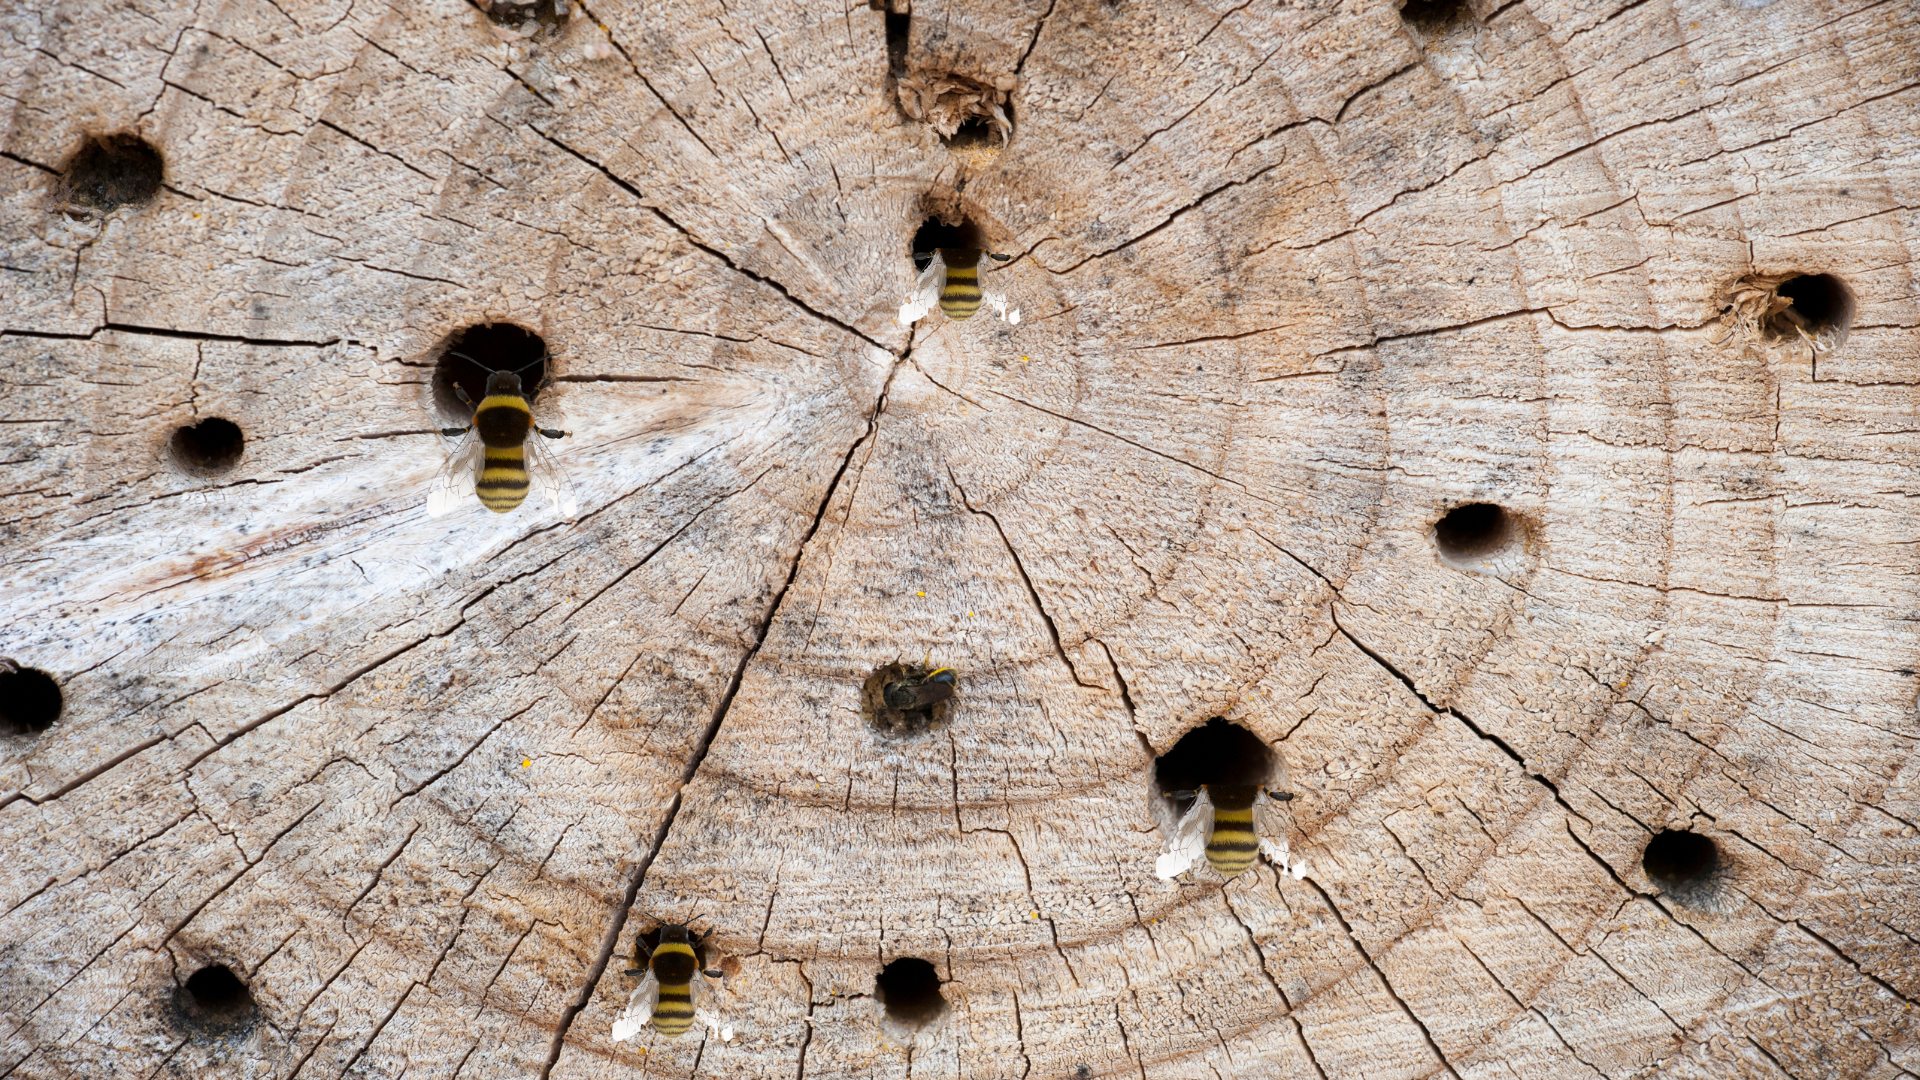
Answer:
[2, 1, 1917, 1077]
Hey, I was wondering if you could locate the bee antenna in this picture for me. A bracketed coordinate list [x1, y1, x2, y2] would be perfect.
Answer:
[506, 351, 552, 376]
[445, 350, 492, 372]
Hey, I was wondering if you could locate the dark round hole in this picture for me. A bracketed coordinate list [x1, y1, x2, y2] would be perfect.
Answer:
[481, 0, 570, 31]
[61, 133, 164, 212]
[911, 216, 985, 273]
[884, 10, 909, 77]
[1642, 829, 1717, 888]
[1433, 502, 1515, 564]
[875, 957, 946, 1027]
[1152, 717, 1276, 805]
[180, 964, 255, 1027]
[943, 115, 1004, 152]
[1401, 0, 1470, 31]
[431, 323, 548, 421]
[1768, 273, 1855, 340]
[170, 417, 245, 475]
[0, 661, 62, 735]
[861, 661, 958, 738]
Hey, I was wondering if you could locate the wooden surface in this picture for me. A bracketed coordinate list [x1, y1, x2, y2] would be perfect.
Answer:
[2, 0, 1918, 1077]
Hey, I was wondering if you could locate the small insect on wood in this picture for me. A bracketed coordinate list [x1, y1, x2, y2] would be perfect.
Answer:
[900, 248, 1021, 325]
[426, 352, 577, 518]
[614, 920, 725, 1041]
[883, 667, 958, 712]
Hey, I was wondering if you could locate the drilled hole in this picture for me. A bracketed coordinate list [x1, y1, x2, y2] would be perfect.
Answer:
[875, 957, 946, 1027]
[0, 661, 62, 735]
[481, 0, 571, 32]
[1768, 273, 1855, 341]
[178, 964, 255, 1030]
[60, 133, 163, 212]
[431, 324, 549, 421]
[170, 417, 245, 475]
[943, 112, 1008, 152]
[1433, 502, 1517, 566]
[1642, 829, 1717, 889]
[1151, 717, 1280, 815]
[861, 661, 958, 738]
[884, 9, 909, 78]
[1401, 0, 1471, 32]
[911, 216, 985, 273]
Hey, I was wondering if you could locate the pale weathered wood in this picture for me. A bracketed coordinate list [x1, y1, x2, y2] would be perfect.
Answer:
[2, 0, 1918, 1078]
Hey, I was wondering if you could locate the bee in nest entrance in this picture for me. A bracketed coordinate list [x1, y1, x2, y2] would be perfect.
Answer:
[862, 660, 959, 738]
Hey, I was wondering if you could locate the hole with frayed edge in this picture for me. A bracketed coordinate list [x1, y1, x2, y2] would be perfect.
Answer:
[875, 957, 946, 1028]
[178, 964, 255, 1029]
[861, 661, 958, 738]
[431, 324, 549, 421]
[60, 133, 163, 213]
[1400, 0, 1471, 32]
[481, 0, 571, 33]
[0, 660, 62, 735]
[1768, 273, 1855, 341]
[1642, 829, 1717, 889]
[170, 418, 245, 475]
[1433, 503, 1518, 566]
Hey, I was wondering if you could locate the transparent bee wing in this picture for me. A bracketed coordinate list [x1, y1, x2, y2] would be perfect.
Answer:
[899, 251, 946, 325]
[425, 429, 483, 517]
[1155, 787, 1215, 881]
[692, 970, 721, 1031]
[612, 969, 660, 1042]
[1255, 788, 1291, 867]
[980, 266, 1022, 326]
[523, 424, 579, 520]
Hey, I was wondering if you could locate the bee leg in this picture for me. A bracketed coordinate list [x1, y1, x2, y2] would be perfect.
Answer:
[440, 424, 471, 437]
[454, 384, 474, 406]
[702, 968, 724, 979]
[537, 427, 571, 439]
[988, 251, 1013, 261]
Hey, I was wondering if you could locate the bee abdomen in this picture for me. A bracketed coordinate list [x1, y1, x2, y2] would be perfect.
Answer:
[1206, 807, 1259, 876]
[476, 445, 529, 513]
[940, 265, 983, 320]
[651, 983, 696, 1037]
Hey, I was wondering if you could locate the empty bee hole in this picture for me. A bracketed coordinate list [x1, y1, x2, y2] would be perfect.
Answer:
[943, 115, 1003, 152]
[60, 133, 163, 212]
[1150, 717, 1278, 816]
[1642, 829, 1717, 888]
[911, 216, 985, 273]
[884, 9, 909, 78]
[1433, 503, 1518, 566]
[170, 418, 245, 475]
[431, 323, 548, 420]
[481, 0, 570, 32]
[0, 662, 62, 735]
[1768, 273, 1855, 341]
[875, 958, 946, 1028]
[1400, 0, 1471, 32]
[861, 661, 957, 739]
[178, 964, 255, 1028]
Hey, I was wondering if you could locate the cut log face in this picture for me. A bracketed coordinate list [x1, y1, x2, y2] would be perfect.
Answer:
[1, 1, 1917, 1079]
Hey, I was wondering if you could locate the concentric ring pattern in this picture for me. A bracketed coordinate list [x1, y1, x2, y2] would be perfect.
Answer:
[1, 1, 1917, 1078]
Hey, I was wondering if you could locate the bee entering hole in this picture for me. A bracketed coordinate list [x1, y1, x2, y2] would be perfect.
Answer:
[170, 418, 245, 475]
[1768, 273, 1855, 340]
[1642, 829, 1717, 889]
[431, 324, 549, 421]
[1433, 502, 1518, 566]
[60, 133, 163, 213]
[861, 661, 958, 738]
[875, 957, 946, 1028]
[0, 660, 62, 735]
[179, 964, 255, 1029]
[1150, 717, 1292, 879]
[911, 216, 985, 273]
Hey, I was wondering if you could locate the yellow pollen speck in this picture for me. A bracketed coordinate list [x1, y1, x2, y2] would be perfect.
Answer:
[967, 610, 975, 617]
[522, 759, 532, 767]
[917, 591, 925, 596]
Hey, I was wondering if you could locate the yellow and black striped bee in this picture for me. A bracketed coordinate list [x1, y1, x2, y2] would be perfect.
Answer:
[426, 353, 576, 517]
[900, 248, 1021, 325]
[883, 667, 958, 711]
[613, 920, 725, 1042]
[1151, 716, 1296, 880]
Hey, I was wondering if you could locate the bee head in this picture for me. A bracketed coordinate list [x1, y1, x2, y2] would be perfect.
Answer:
[658, 922, 695, 945]
[485, 370, 524, 397]
[927, 668, 958, 689]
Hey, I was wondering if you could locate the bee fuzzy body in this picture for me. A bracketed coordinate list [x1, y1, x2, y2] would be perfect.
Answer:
[899, 248, 1020, 326]
[428, 365, 576, 519]
[613, 922, 722, 1043]
[937, 250, 984, 321]
[1201, 785, 1261, 877]
[646, 937, 700, 1038]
